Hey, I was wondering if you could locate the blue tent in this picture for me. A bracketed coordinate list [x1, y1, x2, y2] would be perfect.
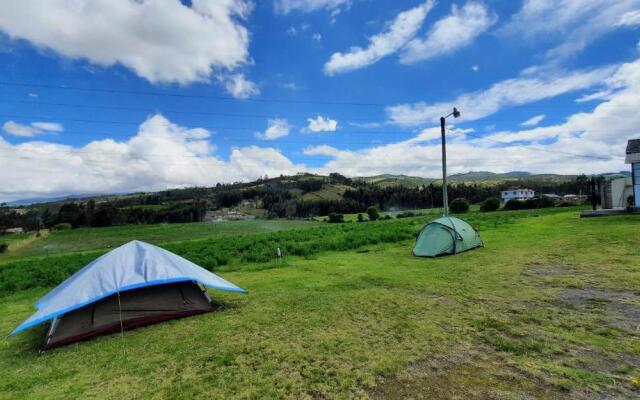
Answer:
[12, 240, 246, 347]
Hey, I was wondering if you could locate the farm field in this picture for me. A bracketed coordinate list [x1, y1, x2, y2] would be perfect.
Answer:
[0, 219, 319, 262]
[1, 208, 639, 399]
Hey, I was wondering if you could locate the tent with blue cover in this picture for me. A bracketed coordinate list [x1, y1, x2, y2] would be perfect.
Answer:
[11, 240, 246, 349]
[413, 216, 483, 257]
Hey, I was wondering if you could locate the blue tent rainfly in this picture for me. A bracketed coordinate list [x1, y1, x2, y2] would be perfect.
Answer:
[11, 240, 246, 349]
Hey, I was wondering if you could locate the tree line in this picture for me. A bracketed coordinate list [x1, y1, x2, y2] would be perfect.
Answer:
[1, 173, 594, 231]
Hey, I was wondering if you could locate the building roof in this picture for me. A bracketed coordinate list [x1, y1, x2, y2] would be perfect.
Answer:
[626, 139, 640, 164]
[626, 139, 640, 154]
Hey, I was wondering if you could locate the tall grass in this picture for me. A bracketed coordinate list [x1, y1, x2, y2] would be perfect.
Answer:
[0, 207, 581, 297]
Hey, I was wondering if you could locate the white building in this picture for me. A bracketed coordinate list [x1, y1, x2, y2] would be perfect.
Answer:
[601, 177, 633, 209]
[625, 139, 640, 207]
[501, 188, 535, 203]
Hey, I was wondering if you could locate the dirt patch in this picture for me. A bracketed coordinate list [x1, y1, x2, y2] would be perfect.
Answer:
[524, 263, 570, 277]
[560, 288, 640, 334]
[369, 347, 564, 400]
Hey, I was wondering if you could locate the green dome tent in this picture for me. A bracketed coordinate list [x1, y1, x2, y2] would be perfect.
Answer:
[413, 216, 483, 257]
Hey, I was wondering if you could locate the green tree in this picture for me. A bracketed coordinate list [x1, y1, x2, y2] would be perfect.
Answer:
[480, 197, 500, 212]
[366, 206, 380, 221]
[449, 198, 470, 213]
[327, 213, 344, 223]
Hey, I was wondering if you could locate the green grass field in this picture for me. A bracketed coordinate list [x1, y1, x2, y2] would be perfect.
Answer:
[0, 219, 318, 262]
[1, 209, 639, 399]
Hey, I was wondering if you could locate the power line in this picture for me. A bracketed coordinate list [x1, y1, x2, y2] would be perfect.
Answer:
[0, 81, 384, 107]
[460, 130, 623, 161]
[0, 80, 611, 111]
[1, 112, 637, 137]
[0, 99, 380, 121]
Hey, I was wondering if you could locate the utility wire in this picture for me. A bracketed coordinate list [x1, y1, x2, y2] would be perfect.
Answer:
[1, 112, 637, 137]
[0, 80, 610, 110]
[0, 81, 384, 107]
[459, 130, 623, 161]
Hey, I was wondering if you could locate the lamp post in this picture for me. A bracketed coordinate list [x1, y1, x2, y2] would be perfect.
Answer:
[440, 107, 460, 216]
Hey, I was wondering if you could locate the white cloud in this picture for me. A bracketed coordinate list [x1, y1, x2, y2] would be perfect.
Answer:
[281, 82, 298, 90]
[400, 1, 496, 64]
[386, 63, 616, 126]
[218, 73, 260, 99]
[255, 119, 291, 140]
[502, 0, 640, 59]
[0, 0, 253, 85]
[617, 10, 640, 27]
[312, 32, 323, 42]
[2, 121, 63, 137]
[274, 0, 350, 14]
[0, 114, 306, 202]
[30, 122, 63, 132]
[323, 1, 435, 75]
[471, 65, 479, 72]
[311, 59, 640, 178]
[304, 116, 338, 133]
[521, 114, 546, 127]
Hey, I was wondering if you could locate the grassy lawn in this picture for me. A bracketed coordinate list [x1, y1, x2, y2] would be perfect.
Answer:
[0, 219, 319, 262]
[1, 210, 639, 399]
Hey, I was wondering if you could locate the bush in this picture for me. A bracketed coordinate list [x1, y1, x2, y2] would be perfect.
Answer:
[504, 197, 555, 211]
[53, 223, 72, 231]
[480, 197, 500, 212]
[366, 206, 380, 221]
[0, 243, 8, 253]
[382, 215, 392, 220]
[327, 213, 344, 223]
[357, 213, 365, 222]
[397, 211, 415, 218]
[449, 198, 470, 213]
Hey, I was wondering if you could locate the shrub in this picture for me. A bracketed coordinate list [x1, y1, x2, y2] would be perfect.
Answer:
[366, 206, 380, 221]
[382, 215, 392, 220]
[357, 213, 365, 222]
[480, 197, 500, 212]
[327, 213, 344, 223]
[397, 211, 415, 218]
[504, 200, 523, 210]
[449, 198, 470, 213]
[53, 223, 72, 231]
[0, 243, 8, 253]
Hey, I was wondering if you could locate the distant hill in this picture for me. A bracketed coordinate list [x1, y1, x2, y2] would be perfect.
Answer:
[4, 170, 627, 210]
[355, 174, 436, 188]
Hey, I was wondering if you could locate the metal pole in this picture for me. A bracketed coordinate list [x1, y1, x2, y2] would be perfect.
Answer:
[440, 116, 448, 216]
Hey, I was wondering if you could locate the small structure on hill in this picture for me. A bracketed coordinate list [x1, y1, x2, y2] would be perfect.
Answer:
[10, 240, 246, 349]
[500, 188, 535, 203]
[413, 217, 483, 257]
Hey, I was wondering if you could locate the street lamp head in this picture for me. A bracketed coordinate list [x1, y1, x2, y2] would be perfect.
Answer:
[452, 107, 461, 118]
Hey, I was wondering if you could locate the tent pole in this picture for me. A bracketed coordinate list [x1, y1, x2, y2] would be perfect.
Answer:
[116, 290, 126, 358]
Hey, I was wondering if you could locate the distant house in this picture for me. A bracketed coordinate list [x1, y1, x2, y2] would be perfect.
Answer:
[500, 188, 535, 203]
[4, 227, 24, 234]
[626, 139, 640, 208]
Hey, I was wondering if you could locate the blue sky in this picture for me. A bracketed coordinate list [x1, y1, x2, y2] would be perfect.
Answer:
[0, 0, 639, 201]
